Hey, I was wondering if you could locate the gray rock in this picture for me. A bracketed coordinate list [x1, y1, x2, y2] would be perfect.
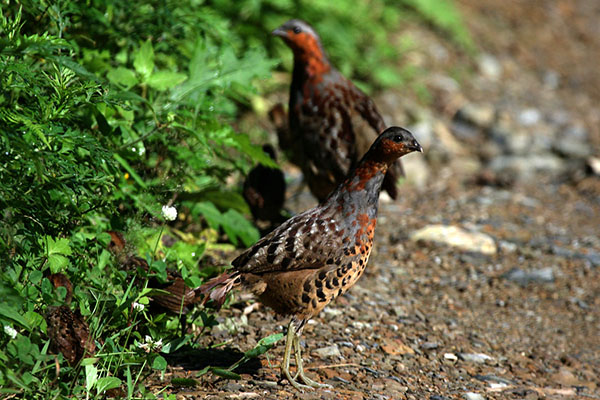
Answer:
[456, 103, 495, 128]
[503, 267, 554, 286]
[312, 344, 341, 358]
[463, 393, 486, 400]
[518, 108, 542, 126]
[489, 154, 565, 178]
[551, 245, 600, 267]
[411, 225, 497, 255]
[553, 124, 592, 159]
[458, 353, 494, 364]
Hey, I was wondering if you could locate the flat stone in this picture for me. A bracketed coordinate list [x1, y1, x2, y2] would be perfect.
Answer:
[503, 267, 554, 286]
[455, 103, 495, 128]
[464, 392, 486, 400]
[312, 344, 341, 359]
[410, 225, 497, 255]
[458, 352, 495, 364]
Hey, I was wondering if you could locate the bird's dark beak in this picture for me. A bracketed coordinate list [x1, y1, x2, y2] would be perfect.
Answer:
[272, 27, 286, 37]
[408, 139, 423, 153]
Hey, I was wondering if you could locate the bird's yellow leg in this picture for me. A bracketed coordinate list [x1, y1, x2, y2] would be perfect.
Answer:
[292, 334, 332, 388]
[281, 320, 310, 391]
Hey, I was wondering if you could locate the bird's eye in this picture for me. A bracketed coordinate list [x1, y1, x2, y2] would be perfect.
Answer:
[393, 135, 403, 143]
[292, 26, 302, 34]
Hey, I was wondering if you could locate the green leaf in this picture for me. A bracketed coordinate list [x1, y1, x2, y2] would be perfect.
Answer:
[222, 209, 259, 247]
[113, 153, 147, 188]
[107, 67, 138, 89]
[133, 40, 155, 80]
[96, 377, 122, 394]
[146, 71, 187, 91]
[152, 355, 167, 370]
[210, 367, 240, 380]
[0, 304, 31, 330]
[29, 271, 43, 285]
[46, 237, 72, 256]
[85, 364, 98, 391]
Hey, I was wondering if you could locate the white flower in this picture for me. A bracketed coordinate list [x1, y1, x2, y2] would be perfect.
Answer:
[136, 335, 163, 353]
[4, 325, 17, 339]
[132, 302, 145, 312]
[161, 205, 177, 221]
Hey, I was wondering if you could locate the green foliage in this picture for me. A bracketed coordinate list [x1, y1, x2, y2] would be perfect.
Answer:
[207, 0, 472, 89]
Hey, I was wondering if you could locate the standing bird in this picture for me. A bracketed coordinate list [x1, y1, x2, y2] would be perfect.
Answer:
[201, 127, 421, 390]
[273, 19, 404, 203]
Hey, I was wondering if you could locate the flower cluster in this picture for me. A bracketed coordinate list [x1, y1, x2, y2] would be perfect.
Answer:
[136, 335, 163, 353]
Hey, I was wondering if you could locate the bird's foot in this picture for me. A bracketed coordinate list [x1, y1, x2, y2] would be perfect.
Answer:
[294, 369, 332, 389]
[282, 370, 313, 391]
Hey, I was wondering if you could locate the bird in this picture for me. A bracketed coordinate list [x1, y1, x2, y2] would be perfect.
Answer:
[45, 273, 96, 364]
[107, 231, 204, 331]
[272, 19, 404, 203]
[243, 144, 287, 234]
[201, 127, 422, 390]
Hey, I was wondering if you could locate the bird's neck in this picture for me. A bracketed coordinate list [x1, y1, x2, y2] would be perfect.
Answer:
[331, 160, 388, 219]
[293, 46, 331, 80]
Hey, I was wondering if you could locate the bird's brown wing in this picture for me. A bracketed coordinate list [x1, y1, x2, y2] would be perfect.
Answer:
[350, 83, 404, 198]
[232, 205, 346, 275]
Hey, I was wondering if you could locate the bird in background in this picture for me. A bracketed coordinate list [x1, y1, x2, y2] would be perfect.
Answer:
[201, 127, 422, 390]
[243, 144, 287, 235]
[45, 273, 96, 365]
[272, 19, 404, 203]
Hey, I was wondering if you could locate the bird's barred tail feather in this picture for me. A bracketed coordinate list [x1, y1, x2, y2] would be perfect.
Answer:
[199, 272, 241, 310]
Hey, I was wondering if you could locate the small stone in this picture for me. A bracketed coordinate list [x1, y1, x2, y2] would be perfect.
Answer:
[503, 267, 554, 286]
[458, 353, 494, 364]
[455, 103, 495, 128]
[443, 353, 458, 363]
[478, 53, 502, 80]
[312, 344, 341, 358]
[381, 339, 415, 355]
[410, 225, 497, 255]
[463, 392, 486, 400]
[421, 342, 439, 350]
[588, 157, 600, 175]
[498, 240, 518, 253]
[518, 108, 541, 126]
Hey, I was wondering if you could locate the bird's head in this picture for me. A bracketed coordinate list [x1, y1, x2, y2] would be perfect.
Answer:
[272, 19, 327, 61]
[368, 127, 423, 165]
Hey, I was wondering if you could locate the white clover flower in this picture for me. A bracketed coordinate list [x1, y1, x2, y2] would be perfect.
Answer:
[136, 335, 163, 353]
[132, 302, 145, 312]
[4, 325, 17, 339]
[161, 205, 177, 221]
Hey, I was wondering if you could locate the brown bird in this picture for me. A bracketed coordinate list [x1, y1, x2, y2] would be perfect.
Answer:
[273, 19, 404, 203]
[107, 231, 203, 318]
[201, 127, 421, 390]
[45, 273, 96, 364]
[243, 144, 287, 234]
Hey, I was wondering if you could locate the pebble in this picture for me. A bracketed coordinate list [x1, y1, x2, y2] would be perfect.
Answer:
[588, 156, 600, 175]
[443, 353, 458, 363]
[463, 392, 486, 400]
[458, 353, 494, 364]
[410, 225, 497, 255]
[478, 53, 502, 80]
[502, 267, 554, 286]
[312, 344, 341, 358]
[518, 108, 541, 126]
[455, 103, 495, 128]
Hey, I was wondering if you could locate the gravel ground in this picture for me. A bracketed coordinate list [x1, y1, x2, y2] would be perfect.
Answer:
[152, 1, 600, 398]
